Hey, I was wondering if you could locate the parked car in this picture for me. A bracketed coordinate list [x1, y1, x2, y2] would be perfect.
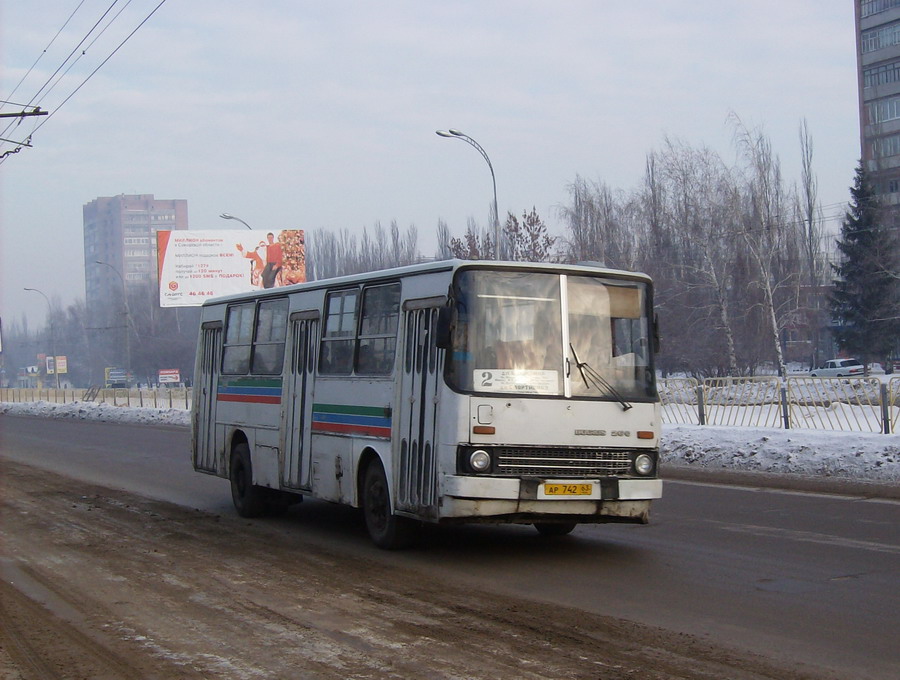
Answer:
[809, 358, 865, 377]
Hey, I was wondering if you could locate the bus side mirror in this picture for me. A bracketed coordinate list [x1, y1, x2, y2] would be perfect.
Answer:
[435, 306, 453, 349]
[652, 314, 661, 354]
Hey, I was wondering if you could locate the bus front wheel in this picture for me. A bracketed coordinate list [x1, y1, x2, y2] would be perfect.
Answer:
[362, 461, 419, 550]
[230, 443, 267, 518]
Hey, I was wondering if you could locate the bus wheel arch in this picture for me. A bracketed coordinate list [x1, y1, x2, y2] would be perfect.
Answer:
[356, 447, 382, 506]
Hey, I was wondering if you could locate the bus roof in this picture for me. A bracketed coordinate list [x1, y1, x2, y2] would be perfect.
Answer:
[200, 259, 652, 307]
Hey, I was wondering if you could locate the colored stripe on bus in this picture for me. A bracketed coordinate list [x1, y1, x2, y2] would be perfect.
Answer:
[217, 378, 283, 405]
[312, 403, 392, 438]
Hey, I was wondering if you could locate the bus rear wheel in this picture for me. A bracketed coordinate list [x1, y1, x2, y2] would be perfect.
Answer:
[362, 460, 419, 550]
[534, 522, 577, 537]
[230, 443, 267, 518]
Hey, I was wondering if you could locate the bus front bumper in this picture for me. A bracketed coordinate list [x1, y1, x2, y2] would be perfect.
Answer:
[438, 475, 662, 523]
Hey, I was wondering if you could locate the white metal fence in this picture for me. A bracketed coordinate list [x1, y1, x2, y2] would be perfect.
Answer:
[660, 377, 900, 434]
[3, 378, 899, 434]
[0, 387, 193, 410]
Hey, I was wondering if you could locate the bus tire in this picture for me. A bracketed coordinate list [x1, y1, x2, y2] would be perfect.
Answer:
[230, 443, 267, 518]
[534, 522, 577, 537]
[362, 460, 418, 550]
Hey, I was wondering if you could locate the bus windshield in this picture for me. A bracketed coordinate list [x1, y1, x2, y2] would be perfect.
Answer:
[445, 269, 655, 400]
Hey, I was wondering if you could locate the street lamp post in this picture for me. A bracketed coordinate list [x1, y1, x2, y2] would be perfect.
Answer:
[23, 287, 60, 388]
[94, 260, 132, 376]
[219, 213, 253, 230]
[436, 128, 501, 260]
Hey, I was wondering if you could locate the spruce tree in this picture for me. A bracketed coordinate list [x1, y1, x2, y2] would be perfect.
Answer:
[830, 163, 900, 367]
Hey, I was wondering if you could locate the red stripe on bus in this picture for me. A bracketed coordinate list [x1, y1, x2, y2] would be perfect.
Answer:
[312, 422, 391, 438]
[217, 394, 282, 404]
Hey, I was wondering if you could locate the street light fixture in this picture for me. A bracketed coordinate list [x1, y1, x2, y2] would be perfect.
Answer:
[94, 260, 132, 374]
[23, 287, 60, 388]
[436, 128, 501, 260]
[219, 213, 253, 230]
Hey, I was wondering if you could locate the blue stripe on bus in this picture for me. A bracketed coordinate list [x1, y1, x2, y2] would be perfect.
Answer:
[218, 386, 283, 397]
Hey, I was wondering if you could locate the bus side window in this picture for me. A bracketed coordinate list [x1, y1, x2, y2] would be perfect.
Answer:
[320, 289, 358, 375]
[357, 283, 400, 376]
[222, 302, 255, 374]
[250, 298, 289, 374]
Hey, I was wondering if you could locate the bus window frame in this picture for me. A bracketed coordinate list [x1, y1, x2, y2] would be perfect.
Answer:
[443, 267, 657, 401]
[318, 282, 402, 378]
[250, 298, 290, 375]
[319, 288, 360, 375]
[222, 302, 255, 375]
[357, 282, 401, 376]
[221, 297, 289, 376]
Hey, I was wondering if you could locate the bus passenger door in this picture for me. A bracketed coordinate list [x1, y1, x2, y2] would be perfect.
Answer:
[194, 323, 221, 473]
[396, 305, 443, 519]
[282, 313, 318, 490]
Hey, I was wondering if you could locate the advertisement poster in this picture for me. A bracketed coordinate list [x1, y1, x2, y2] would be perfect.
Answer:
[157, 229, 305, 307]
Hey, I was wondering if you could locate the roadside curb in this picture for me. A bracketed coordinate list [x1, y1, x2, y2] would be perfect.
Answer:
[663, 465, 900, 500]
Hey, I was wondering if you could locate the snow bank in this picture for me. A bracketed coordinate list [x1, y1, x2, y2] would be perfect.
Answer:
[2, 400, 898, 485]
[0, 400, 191, 427]
[661, 424, 899, 483]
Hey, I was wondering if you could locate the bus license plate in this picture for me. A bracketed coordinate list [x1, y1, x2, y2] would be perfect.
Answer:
[543, 483, 593, 496]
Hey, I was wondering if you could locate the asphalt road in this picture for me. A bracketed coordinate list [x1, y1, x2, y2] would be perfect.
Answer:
[2, 414, 898, 679]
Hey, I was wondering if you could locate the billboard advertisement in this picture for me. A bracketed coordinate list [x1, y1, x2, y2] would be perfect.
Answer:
[46, 355, 68, 374]
[157, 229, 306, 307]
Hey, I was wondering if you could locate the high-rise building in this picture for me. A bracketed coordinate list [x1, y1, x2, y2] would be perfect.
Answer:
[856, 0, 900, 219]
[83, 195, 188, 370]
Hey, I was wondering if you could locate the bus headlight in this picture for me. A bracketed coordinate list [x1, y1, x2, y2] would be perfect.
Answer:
[469, 449, 492, 472]
[634, 453, 654, 476]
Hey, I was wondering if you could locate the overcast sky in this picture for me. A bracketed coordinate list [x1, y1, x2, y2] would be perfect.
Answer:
[1, 0, 859, 327]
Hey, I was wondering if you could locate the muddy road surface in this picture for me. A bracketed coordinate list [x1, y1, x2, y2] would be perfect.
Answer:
[1, 458, 841, 680]
[3, 415, 899, 679]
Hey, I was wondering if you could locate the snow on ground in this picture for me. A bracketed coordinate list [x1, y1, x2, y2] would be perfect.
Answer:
[2, 400, 898, 484]
[662, 424, 898, 483]
[1, 400, 191, 427]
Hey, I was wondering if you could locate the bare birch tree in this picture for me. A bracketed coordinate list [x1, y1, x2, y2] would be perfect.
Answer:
[731, 114, 801, 376]
[796, 118, 827, 367]
[658, 138, 743, 375]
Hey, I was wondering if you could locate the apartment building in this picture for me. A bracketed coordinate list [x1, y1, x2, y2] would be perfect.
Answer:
[83, 194, 188, 323]
[857, 0, 900, 218]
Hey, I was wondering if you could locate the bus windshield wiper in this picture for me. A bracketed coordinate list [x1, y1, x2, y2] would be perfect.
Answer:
[569, 344, 632, 411]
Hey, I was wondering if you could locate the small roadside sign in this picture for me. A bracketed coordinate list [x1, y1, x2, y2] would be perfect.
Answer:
[158, 369, 181, 384]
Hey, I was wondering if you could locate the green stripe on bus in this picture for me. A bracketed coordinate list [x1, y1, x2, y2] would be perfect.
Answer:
[219, 377, 283, 388]
[313, 403, 391, 416]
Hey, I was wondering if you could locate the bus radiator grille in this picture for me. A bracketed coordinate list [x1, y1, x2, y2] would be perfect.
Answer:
[495, 449, 632, 477]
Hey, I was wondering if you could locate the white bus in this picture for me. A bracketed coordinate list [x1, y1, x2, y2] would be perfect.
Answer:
[191, 260, 662, 548]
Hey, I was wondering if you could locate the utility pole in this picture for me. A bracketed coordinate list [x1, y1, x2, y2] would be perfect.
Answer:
[0, 106, 48, 118]
[0, 105, 48, 159]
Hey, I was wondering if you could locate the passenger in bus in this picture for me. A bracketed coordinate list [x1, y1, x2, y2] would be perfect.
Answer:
[320, 341, 353, 374]
[357, 343, 376, 374]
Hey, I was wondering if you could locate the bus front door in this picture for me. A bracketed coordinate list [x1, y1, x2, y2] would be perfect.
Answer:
[396, 305, 442, 519]
[282, 314, 318, 490]
[194, 323, 221, 474]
